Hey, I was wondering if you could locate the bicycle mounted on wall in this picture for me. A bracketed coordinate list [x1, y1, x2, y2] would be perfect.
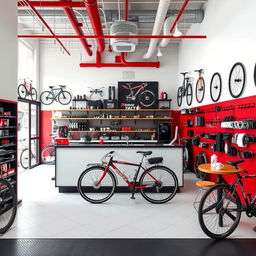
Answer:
[177, 72, 193, 107]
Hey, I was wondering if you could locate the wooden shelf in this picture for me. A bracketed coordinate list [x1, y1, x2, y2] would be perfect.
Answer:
[0, 115, 16, 119]
[52, 109, 172, 112]
[0, 144, 16, 149]
[0, 135, 16, 139]
[52, 117, 173, 120]
[0, 126, 16, 129]
[69, 130, 157, 133]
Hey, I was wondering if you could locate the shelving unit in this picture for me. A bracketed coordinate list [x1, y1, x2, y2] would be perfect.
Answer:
[0, 99, 17, 195]
[52, 108, 173, 141]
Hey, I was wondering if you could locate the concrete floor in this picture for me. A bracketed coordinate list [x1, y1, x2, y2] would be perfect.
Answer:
[1, 165, 256, 238]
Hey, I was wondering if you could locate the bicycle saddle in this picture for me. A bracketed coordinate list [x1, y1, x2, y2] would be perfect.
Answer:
[59, 85, 66, 88]
[136, 151, 152, 156]
[180, 72, 189, 76]
[49, 86, 54, 89]
[226, 160, 245, 169]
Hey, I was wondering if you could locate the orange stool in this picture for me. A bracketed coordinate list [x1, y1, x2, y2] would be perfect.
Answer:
[193, 180, 216, 211]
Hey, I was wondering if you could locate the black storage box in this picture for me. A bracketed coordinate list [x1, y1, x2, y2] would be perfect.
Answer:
[88, 100, 102, 109]
[103, 99, 118, 109]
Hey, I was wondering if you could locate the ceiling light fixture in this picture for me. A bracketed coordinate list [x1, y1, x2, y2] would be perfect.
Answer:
[173, 24, 183, 37]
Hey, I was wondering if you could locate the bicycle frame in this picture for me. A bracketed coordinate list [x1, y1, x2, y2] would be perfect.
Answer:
[49, 87, 65, 100]
[97, 156, 160, 189]
[122, 83, 147, 98]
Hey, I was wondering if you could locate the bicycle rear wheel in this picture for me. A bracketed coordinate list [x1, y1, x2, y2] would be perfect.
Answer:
[139, 166, 178, 204]
[77, 166, 116, 204]
[58, 90, 72, 105]
[198, 184, 241, 239]
[41, 145, 55, 164]
[40, 91, 54, 105]
[18, 84, 27, 99]
[0, 178, 17, 234]
[177, 87, 183, 107]
[139, 90, 155, 107]
[195, 77, 205, 103]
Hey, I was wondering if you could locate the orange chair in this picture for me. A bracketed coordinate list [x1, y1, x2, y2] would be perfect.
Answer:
[193, 180, 215, 211]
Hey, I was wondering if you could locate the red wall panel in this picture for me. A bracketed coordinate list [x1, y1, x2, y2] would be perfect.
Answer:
[180, 95, 256, 196]
[40, 110, 52, 153]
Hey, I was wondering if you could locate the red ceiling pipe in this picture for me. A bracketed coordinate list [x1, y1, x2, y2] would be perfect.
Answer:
[62, 0, 93, 56]
[18, 1, 85, 8]
[125, 0, 129, 21]
[120, 53, 160, 68]
[169, 0, 190, 33]
[20, 0, 70, 55]
[18, 35, 207, 39]
[84, 0, 105, 53]
[80, 51, 160, 68]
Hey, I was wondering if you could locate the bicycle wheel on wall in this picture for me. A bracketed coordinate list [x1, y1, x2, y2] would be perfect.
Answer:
[77, 166, 116, 204]
[186, 83, 193, 106]
[0, 178, 17, 234]
[177, 87, 183, 107]
[139, 166, 178, 204]
[194, 152, 207, 180]
[58, 91, 72, 105]
[198, 184, 241, 239]
[195, 77, 205, 103]
[18, 84, 27, 99]
[210, 72, 222, 102]
[228, 62, 246, 98]
[41, 145, 55, 164]
[40, 91, 55, 105]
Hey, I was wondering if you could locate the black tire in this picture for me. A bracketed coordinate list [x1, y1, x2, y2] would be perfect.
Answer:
[139, 166, 178, 204]
[183, 146, 189, 172]
[40, 91, 55, 105]
[58, 90, 72, 105]
[18, 84, 27, 99]
[210, 72, 222, 102]
[228, 62, 246, 98]
[194, 152, 207, 180]
[30, 88, 38, 101]
[186, 83, 193, 106]
[139, 90, 155, 108]
[0, 178, 17, 234]
[195, 77, 205, 103]
[254, 63, 256, 86]
[177, 87, 183, 107]
[77, 166, 116, 204]
[41, 145, 55, 164]
[20, 148, 29, 169]
[198, 184, 241, 239]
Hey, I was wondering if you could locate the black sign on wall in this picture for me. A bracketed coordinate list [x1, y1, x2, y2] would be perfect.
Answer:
[118, 81, 158, 109]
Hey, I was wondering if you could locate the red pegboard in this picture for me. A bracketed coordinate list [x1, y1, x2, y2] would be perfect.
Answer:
[179, 95, 256, 197]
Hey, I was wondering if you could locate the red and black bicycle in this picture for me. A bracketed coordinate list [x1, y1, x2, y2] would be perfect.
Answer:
[77, 151, 178, 204]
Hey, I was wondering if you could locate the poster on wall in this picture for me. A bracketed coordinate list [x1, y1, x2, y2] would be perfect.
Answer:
[118, 81, 158, 109]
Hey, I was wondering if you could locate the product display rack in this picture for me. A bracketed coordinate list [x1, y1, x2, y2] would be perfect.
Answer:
[0, 99, 18, 196]
[52, 108, 173, 140]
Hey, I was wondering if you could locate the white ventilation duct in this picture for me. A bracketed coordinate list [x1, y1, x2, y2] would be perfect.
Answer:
[159, 16, 176, 48]
[143, 0, 172, 59]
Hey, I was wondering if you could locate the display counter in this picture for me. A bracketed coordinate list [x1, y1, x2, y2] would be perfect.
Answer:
[55, 143, 184, 192]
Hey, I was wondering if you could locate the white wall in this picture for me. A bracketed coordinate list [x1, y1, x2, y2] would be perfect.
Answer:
[39, 44, 179, 110]
[178, 0, 256, 108]
[0, 0, 17, 102]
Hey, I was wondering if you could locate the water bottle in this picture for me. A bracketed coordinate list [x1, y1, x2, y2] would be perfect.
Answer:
[211, 154, 217, 169]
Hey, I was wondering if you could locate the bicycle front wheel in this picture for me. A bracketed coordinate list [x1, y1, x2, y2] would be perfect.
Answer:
[18, 84, 27, 99]
[0, 178, 17, 234]
[198, 184, 241, 239]
[20, 148, 29, 169]
[139, 166, 178, 204]
[186, 83, 193, 106]
[30, 88, 38, 101]
[195, 77, 205, 103]
[58, 91, 72, 105]
[41, 145, 55, 164]
[77, 166, 116, 204]
[40, 91, 54, 105]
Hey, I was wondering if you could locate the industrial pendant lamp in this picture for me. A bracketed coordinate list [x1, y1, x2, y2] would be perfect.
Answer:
[173, 24, 183, 37]
[157, 47, 163, 57]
